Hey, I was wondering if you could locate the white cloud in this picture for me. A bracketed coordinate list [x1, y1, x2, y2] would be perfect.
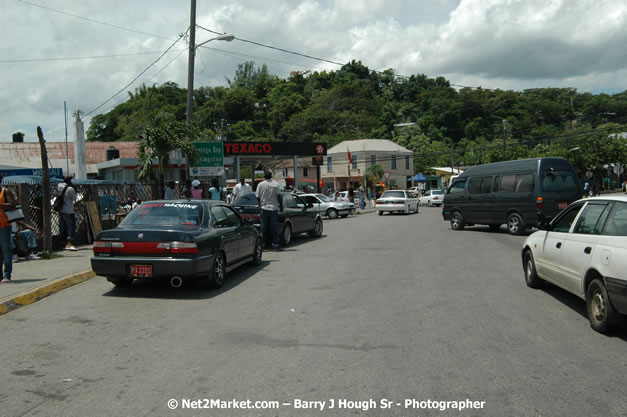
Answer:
[1, 0, 625, 141]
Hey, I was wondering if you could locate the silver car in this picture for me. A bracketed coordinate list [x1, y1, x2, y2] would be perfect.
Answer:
[376, 190, 419, 215]
[299, 193, 353, 219]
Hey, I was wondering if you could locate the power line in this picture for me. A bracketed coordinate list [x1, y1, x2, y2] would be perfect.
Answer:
[84, 30, 188, 117]
[0, 49, 186, 64]
[16, 0, 176, 41]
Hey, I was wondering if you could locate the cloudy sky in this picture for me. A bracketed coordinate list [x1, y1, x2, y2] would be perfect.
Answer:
[1, 0, 626, 142]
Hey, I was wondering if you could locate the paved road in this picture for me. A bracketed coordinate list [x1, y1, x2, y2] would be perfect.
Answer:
[1, 208, 625, 417]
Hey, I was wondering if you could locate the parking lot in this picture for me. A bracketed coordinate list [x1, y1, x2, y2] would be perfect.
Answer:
[1, 205, 625, 416]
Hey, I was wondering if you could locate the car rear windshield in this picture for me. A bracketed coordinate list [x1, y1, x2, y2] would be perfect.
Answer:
[541, 170, 579, 192]
[432, 190, 443, 195]
[381, 191, 405, 198]
[233, 193, 258, 206]
[121, 202, 203, 226]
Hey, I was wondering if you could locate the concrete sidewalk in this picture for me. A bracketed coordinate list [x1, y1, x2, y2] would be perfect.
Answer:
[0, 246, 95, 316]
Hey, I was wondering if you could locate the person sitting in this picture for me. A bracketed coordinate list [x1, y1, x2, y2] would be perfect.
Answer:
[11, 220, 40, 261]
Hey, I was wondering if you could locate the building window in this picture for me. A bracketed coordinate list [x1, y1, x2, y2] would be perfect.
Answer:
[352, 155, 358, 170]
[371, 154, 376, 165]
[327, 157, 333, 172]
[303, 167, 309, 177]
[391, 155, 397, 169]
[282, 168, 288, 177]
[405, 155, 410, 169]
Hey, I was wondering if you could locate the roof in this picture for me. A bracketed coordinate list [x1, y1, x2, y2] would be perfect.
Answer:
[328, 139, 412, 154]
[0, 141, 139, 165]
[432, 167, 464, 175]
[275, 158, 315, 169]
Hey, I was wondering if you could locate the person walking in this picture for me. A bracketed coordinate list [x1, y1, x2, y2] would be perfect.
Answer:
[208, 180, 222, 200]
[164, 181, 176, 199]
[58, 177, 78, 251]
[190, 180, 203, 199]
[232, 178, 251, 200]
[256, 171, 283, 251]
[0, 175, 17, 283]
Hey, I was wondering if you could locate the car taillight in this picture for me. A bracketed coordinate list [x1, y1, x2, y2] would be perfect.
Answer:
[536, 196, 544, 209]
[375, 200, 384, 205]
[433, 196, 439, 200]
[93, 241, 124, 254]
[157, 241, 198, 254]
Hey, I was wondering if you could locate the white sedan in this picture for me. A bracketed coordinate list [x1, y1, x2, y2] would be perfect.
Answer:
[375, 190, 419, 215]
[522, 196, 627, 333]
[418, 189, 444, 206]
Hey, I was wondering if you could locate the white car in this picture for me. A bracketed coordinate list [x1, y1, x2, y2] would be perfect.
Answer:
[522, 196, 627, 333]
[375, 190, 419, 215]
[419, 189, 444, 206]
[299, 193, 352, 219]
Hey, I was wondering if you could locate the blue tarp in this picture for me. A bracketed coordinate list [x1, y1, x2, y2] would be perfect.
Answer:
[413, 173, 426, 182]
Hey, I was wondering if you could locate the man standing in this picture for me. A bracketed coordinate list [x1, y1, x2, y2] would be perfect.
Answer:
[58, 177, 78, 251]
[256, 171, 283, 251]
[232, 178, 252, 200]
[0, 175, 17, 282]
[164, 181, 176, 199]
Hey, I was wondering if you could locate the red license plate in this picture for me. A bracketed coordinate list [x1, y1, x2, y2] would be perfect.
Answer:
[558, 202, 568, 209]
[130, 264, 152, 277]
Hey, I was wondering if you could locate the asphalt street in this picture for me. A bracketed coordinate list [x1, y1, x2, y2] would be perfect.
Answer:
[0, 207, 625, 417]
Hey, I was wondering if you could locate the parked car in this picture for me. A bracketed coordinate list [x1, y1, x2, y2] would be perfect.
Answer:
[299, 193, 352, 219]
[91, 200, 262, 289]
[232, 192, 323, 246]
[419, 189, 444, 206]
[375, 190, 419, 215]
[443, 158, 581, 235]
[407, 186, 421, 198]
[522, 196, 627, 333]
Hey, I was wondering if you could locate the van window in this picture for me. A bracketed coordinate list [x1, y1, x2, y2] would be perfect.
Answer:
[448, 179, 466, 194]
[469, 176, 492, 194]
[499, 174, 534, 192]
[541, 170, 579, 192]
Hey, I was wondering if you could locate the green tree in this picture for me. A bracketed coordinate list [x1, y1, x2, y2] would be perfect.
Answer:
[136, 112, 199, 195]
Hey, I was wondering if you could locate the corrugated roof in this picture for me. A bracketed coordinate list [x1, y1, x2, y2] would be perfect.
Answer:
[328, 139, 412, 154]
[275, 157, 315, 168]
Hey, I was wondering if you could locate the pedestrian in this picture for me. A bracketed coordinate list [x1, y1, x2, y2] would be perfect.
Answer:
[334, 190, 340, 201]
[182, 179, 192, 196]
[191, 180, 203, 199]
[11, 220, 40, 261]
[359, 185, 365, 209]
[348, 186, 355, 203]
[592, 183, 600, 197]
[58, 176, 78, 251]
[208, 180, 222, 200]
[0, 174, 17, 283]
[583, 180, 590, 196]
[164, 181, 176, 199]
[233, 178, 252, 200]
[225, 191, 233, 205]
[256, 171, 283, 251]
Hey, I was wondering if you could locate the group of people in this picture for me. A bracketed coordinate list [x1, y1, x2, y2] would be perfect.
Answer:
[164, 177, 253, 203]
[0, 175, 78, 284]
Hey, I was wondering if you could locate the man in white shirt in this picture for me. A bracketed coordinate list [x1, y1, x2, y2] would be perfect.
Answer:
[255, 172, 283, 250]
[233, 178, 252, 200]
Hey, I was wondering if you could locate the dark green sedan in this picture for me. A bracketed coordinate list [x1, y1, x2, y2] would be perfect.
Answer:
[91, 200, 262, 289]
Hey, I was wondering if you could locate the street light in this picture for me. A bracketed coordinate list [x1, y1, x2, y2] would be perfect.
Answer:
[186, 33, 234, 127]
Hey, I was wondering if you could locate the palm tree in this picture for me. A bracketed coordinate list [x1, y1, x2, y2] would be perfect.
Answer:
[136, 111, 199, 196]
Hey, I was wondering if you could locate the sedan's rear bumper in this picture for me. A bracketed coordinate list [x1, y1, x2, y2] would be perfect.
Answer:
[91, 255, 214, 279]
[376, 203, 407, 211]
[606, 277, 627, 315]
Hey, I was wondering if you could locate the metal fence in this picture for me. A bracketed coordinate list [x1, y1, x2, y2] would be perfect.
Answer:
[4, 182, 158, 248]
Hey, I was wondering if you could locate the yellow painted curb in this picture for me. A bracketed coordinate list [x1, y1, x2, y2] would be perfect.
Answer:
[0, 270, 96, 316]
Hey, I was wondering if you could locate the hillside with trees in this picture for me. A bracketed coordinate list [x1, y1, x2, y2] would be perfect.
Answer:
[86, 60, 627, 178]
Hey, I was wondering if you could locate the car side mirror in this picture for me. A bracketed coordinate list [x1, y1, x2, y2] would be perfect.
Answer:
[245, 217, 255, 225]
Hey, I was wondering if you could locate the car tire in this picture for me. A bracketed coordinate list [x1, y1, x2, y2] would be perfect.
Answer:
[327, 208, 339, 219]
[489, 224, 501, 232]
[281, 223, 292, 246]
[450, 211, 465, 231]
[309, 218, 323, 237]
[586, 278, 619, 333]
[107, 277, 133, 287]
[507, 213, 525, 235]
[203, 252, 225, 289]
[378, 211, 383, 216]
[250, 238, 263, 266]
[523, 251, 545, 289]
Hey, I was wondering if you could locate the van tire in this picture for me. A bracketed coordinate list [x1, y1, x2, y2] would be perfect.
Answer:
[507, 213, 525, 235]
[450, 211, 465, 231]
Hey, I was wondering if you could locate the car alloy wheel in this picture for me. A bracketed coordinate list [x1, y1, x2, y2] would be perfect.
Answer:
[450, 212, 465, 230]
[205, 252, 225, 289]
[251, 238, 263, 265]
[282, 223, 292, 245]
[327, 208, 339, 219]
[586, 278, 618, 333]
[309, 218, 323, 237]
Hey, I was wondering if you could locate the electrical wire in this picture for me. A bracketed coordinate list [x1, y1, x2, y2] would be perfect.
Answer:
[0, 49, 186, 64]
[16, 0, 177, 41]
[84, 30, 188, 117]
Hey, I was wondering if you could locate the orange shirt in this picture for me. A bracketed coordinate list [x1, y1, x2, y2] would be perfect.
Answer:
[0, 188, 10, 228]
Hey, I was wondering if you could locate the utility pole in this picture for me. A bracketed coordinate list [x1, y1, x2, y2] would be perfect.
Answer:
[186, 0, 196, 128]
[37, 127, 52, 253]
[502, 119, 508, 161]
